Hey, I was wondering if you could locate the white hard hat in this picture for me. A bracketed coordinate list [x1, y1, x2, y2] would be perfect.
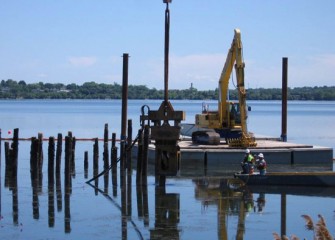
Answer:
[245, 149, 250, 153]
[258, 153, 264, 158]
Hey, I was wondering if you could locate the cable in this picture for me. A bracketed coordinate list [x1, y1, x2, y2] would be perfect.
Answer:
[85, 128, 143, 184]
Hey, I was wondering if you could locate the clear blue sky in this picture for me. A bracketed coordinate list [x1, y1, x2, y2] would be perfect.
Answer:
[1, 0, 334, 90]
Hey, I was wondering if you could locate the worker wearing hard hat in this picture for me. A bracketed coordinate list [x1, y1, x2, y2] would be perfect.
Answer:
[241, 149, 255, 174]
[256, 153, 267, 175]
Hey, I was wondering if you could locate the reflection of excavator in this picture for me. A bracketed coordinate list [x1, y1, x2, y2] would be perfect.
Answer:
[193, 28, 257, 147]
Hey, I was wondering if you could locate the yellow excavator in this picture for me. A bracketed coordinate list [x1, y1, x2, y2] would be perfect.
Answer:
[193, 28, 257, 147]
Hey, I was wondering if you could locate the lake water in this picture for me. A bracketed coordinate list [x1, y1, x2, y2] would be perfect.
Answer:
[0, 100, 334, 239]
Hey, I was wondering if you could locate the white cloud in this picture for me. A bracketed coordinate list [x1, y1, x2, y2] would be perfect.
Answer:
[68, 56, 97, 67]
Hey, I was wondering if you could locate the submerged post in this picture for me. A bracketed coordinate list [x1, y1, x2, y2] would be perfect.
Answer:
[281, 57, 288, 142]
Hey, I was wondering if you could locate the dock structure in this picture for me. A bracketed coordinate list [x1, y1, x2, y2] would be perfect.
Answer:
[132, 137, 333, 175]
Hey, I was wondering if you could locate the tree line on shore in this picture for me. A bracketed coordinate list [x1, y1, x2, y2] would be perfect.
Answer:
[1, 79, 334, 100]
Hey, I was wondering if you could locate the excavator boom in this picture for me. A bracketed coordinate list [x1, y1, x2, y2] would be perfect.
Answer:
[194, 29, 256, 147]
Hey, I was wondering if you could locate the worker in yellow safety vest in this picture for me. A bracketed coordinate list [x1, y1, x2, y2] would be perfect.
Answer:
[241, 149, 254, 174]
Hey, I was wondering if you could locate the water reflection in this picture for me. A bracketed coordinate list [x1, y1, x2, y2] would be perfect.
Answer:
[2, 145, 335, 240]
[193, 177, 335, 240]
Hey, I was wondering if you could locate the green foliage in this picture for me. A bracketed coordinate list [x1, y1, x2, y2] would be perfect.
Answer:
[0, 79, 334, 100]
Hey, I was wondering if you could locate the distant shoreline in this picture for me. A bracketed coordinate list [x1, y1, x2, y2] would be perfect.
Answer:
[1, 80, 334, 100]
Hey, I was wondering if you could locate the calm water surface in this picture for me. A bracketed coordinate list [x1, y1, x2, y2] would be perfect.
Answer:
[0, 100, 334, 239]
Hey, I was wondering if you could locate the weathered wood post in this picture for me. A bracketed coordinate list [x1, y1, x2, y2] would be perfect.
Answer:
[37, 133, 43, 171]
[64, 136, 72, 191]
[93, 138, 99, 195]
[281, 57, 288, 142]
[121, 53, 129, 182]
[48, 137, 55, 227]
[127, 119, 132, 171]
[84, 151, 88, 179]
[48, 137, 55, 186]
[68, 131, 76, 177]
[142, 125, 150, 185]
[112, 146, 118, 197]
[4, 141, 10, 187]
[12, 128, 19, 179]
[136, 129, 143, 185]
[103, 124, 109, 194]
[30, 137, 39, 186]
[56, 133, 62, 176]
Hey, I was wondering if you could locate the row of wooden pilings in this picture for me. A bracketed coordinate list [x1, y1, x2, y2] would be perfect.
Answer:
[1, 121, 151, 234]
[2, 120, 150, 187]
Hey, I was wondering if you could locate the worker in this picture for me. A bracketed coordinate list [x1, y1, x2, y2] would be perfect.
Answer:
[256, 153, 267, 175]
[241, 149, 254, 174]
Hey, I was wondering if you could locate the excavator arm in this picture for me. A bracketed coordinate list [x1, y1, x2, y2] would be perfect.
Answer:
[194, 28, 256, 147]
[218, 29, 248, 135]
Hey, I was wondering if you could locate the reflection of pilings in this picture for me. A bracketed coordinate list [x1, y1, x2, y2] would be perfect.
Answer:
[48, 183, 55, 227]
[84, 151, 88, 179]
[281, 193, 286, 237]
[12, 178, 18, 225]
[64, 178, 71, 233]
[121, 170, 127, 240]
[56, 133, 62, 176]
[136, 183, 149, 227]
[236, 196, 246, 240]
[127, 169, 132, 217]
[150, 186, 180, 239]
[56, 171, 62, 212]
[48, 137, 55, 227]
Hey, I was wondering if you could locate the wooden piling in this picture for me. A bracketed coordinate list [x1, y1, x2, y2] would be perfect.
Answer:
[37, 133, 44, 170]
[136, 129, 143, 185]
[48, 136, 55, 228]
[142, 125, 149, 185]
[4, 141, 10, 187]
[127, 119, 132, 170]
[48, 137, 55, 186]
[56, 133, 62, 175]
[112, 146, 118, 197]
[64, 136, 72, 191]
[12, 128, 19, 179]
[104, 123, 109, 143]
[84, 151, 88, 179]
[93, 138, 99, 172]
[93, 138, 99, 195]
[30, 137, 39, 186]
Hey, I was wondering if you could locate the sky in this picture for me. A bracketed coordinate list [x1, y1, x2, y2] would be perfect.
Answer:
[1, 0, 334, 90]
